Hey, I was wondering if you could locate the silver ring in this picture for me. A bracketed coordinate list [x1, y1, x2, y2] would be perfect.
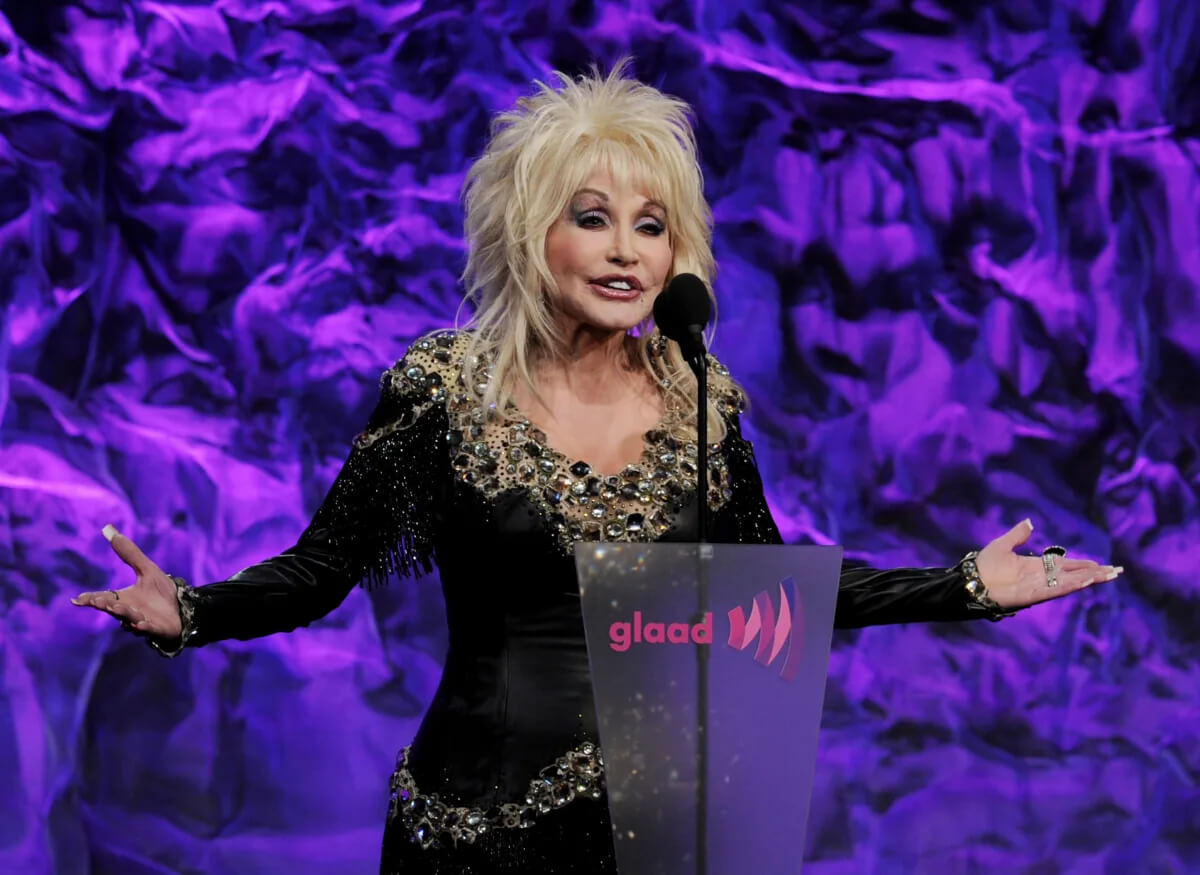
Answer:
[1041, 553, 1058, 587]
[1041, 546, 1066, 588]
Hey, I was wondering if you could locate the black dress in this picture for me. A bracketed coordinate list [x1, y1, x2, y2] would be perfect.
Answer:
[165, 331, 990, 874]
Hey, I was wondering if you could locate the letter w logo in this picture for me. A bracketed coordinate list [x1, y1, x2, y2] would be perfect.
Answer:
[726, 577, 804, 682]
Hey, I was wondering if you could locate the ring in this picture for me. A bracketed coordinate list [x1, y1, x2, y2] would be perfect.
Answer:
[1041, 546, 1066, 588]
[109, 589, 120, 601]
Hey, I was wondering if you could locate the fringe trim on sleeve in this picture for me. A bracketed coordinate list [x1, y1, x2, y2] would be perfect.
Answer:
[301, 358, 452, 591]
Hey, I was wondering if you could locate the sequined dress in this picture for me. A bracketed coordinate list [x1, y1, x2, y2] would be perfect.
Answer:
[170, 330, 991, 874]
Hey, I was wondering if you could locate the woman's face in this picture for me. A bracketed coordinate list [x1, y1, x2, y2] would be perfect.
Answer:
[544, 170, 673, 335]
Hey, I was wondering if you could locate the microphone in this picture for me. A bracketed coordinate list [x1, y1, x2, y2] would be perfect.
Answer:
[652, 270, 713, 540]
[652, 273, 711, 363]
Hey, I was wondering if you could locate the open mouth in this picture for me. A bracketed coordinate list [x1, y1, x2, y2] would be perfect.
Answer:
[589, 275, 642, 297]
[589, 281, 641, 298]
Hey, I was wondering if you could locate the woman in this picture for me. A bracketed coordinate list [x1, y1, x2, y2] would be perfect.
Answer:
[71, 64, 1122, 874]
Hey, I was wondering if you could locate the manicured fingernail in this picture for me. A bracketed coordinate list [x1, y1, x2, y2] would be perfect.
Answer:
[1024, 519, 1033, 531]
[1106, 569, 1120, 580]
[102, 524, 117, 542]
[1114, 566, 1124, 574]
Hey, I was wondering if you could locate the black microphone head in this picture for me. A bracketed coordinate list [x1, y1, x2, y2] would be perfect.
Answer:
[653, 273, 711, 344]
[651, 284, 675, 336]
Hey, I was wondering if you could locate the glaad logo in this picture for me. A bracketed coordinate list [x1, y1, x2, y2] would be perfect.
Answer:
[606, 577, 804, 683]
[608, 612, 713, 652]
[726, 577, 803, 682]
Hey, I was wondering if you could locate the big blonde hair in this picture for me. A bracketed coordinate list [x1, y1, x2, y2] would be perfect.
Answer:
[457, 60, 733, 443]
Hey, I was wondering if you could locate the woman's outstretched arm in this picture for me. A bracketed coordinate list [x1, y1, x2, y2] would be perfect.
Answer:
[721, 413, 1122, 628]
[72, 346, 452, 654]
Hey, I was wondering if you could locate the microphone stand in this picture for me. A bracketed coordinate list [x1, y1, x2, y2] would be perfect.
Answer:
[693, 351, 708, 546]
[684, 339, 710, 875]
[682, 325, 710, 544]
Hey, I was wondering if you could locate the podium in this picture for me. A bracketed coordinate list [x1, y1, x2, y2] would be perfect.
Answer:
[575, 543, 843, 875]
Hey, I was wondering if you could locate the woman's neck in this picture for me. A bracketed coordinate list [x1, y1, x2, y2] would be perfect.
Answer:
[536, 325, 643, 405]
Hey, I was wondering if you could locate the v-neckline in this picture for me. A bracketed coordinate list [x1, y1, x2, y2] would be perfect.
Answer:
[501, 398, 671, 481]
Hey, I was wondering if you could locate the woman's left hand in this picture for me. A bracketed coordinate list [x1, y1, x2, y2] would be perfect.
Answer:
[974, 519, 1123, 609]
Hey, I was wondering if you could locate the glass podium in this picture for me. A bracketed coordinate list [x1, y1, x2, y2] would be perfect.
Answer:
[575, 543, 843, 875]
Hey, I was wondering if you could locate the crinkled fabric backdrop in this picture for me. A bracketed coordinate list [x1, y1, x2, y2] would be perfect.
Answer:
[1, 1, 1197, 872]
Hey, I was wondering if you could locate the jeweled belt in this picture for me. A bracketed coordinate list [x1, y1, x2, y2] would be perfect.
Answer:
[387, 741, 606, 849]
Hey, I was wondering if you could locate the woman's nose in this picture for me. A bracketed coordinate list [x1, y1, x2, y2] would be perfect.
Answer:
[606, 226, 638, 266]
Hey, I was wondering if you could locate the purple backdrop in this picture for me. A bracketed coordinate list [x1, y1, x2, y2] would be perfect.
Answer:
[2, 1, 1198, 872]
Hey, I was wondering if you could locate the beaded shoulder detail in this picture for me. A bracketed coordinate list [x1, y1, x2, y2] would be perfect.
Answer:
[363, 330, 748, 554]
[352, 331, 464, 451]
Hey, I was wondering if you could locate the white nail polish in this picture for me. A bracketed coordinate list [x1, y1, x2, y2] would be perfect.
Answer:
[102, 524, 117, 542]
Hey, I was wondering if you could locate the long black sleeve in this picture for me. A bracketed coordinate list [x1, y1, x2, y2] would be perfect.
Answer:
[180, 370, 450, 648]
[831, 563, 982, 628]
[721, 412, 985, 629]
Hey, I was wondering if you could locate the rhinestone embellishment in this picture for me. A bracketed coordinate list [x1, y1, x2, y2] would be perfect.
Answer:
[372, 331, 746, 554]
[387, 741, 606, 850]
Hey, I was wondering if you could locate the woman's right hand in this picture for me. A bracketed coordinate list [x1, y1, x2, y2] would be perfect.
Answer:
[72, 524, 183, 641]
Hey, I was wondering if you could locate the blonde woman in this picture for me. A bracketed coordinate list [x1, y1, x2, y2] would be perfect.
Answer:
[73, 63, 1121, 873]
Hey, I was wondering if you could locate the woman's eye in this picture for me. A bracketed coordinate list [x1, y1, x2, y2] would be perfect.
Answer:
[572, 209, 664, 235]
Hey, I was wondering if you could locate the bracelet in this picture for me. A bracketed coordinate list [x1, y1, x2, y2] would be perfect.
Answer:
[960, 551, 1018, 622]
[146, 575, 199, 658]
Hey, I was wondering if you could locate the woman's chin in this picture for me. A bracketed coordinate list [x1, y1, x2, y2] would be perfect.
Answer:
[556, 298, 650, 333]
[583, 308, 649, 332]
